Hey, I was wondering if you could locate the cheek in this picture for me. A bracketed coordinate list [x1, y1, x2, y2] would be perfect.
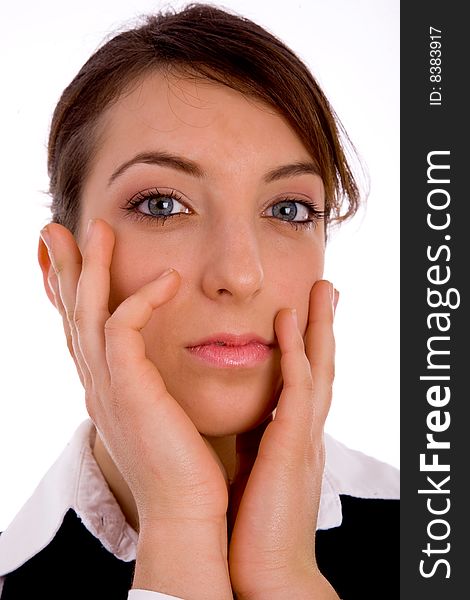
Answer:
[271, 247, 324, 334]
[108, 251, 149, 312]
[107, 233, 189, 311]
[107, 240, 192, 375]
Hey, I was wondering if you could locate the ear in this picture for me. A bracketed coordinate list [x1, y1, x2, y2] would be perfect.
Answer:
[38, 234, 58, 309]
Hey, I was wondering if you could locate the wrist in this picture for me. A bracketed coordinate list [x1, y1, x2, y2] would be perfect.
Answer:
[234, 566, 339, 600]
[133, 518, 232, 600]
[284, 570, 340, 600]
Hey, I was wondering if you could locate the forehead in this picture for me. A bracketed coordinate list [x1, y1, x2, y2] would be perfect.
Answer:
[92, 70, 313, 179]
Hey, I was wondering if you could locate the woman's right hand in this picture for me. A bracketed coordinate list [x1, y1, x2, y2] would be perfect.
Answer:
[40, 218, 232, 598]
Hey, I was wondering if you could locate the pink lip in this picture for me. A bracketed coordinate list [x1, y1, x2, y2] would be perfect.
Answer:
[186, 333, 274, 368]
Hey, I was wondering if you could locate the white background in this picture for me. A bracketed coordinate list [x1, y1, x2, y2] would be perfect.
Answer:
[0, 0, 399, 530]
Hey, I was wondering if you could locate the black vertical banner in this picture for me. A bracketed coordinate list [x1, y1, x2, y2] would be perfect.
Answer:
[401, 2, 469, 598]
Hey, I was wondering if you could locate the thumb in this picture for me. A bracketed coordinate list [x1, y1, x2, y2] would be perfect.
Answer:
[228, 415, 273, 535]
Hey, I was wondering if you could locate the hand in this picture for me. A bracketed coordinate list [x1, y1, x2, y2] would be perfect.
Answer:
[228, 280, 340, 599]
[40, 219, 232, 598]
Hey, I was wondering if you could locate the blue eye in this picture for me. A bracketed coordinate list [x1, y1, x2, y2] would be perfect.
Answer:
[267, 198, 324, 229]
[270, 200, 309, 222]
[124, 188, 191, 224]
[138, 192, 190, 217]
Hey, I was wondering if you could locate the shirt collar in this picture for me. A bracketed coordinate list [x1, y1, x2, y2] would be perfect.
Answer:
[0, 419, 398, 578]
[0, 420, 137, 577]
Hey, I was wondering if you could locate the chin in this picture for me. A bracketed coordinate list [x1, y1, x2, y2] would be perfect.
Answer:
[166, 376, 281, 437]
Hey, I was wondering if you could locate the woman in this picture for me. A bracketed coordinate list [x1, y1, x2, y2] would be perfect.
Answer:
[0, 4, 399, 599]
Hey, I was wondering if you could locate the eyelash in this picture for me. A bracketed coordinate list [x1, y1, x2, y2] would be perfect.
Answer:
[122, 189, 188, 227]
[122, 187, 325, 230]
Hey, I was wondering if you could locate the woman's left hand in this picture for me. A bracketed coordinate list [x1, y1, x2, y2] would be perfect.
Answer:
[228, 279, 340, 599]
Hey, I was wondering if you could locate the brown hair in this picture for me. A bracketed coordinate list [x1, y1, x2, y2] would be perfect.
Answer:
[48, 2, 363, 236]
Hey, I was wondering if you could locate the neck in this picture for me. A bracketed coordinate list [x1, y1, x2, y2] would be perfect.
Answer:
[92, 428, 237, 533]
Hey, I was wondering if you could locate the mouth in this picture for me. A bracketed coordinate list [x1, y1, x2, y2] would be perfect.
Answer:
[186, 333, 274, 368]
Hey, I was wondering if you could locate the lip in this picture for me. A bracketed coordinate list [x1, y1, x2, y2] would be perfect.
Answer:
[186, 333, 274, 368]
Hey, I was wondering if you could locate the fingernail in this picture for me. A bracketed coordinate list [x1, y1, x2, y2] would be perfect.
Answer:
[290, 308, 298, 326]
[333, 288, 339, 313]
[48, 273, 58, 296]
[329, 282, 335, 304]
[40, 226, 52, 251]
[86, 219, 95, 241]
[158, 268, 175, 279]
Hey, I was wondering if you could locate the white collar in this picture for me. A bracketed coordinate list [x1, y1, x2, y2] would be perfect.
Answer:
[0, 419, 399, 578]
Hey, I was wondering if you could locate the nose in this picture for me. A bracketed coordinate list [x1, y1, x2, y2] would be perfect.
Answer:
[200, 217, 264, 303]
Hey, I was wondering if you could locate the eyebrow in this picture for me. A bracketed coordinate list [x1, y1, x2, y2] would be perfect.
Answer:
[108, 151, 205, 186]
[107, 150, 320, 187]
[263, 161, 320, 183]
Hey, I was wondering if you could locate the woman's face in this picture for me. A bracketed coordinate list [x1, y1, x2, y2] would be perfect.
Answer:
[78, 71, 325, 436]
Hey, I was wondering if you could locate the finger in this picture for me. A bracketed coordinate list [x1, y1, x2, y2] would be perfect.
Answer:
[229, 416, 273, 534]
[235, 415, 273, 480]
[74, 219, 114, 385]
[273, 307, 315, 429]
[304, 279, 336, 381]
[47, 269, 86, 387]
[104, 268, 181, 394]
[41, 224, 90, 386]
[303, 279, 336, 430]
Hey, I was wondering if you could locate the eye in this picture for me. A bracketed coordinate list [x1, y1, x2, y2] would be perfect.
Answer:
[137, 190, 190, 217]
[265, 198, 324, 229]
[123, 188, 191, 224]
[268, 200, 309, 222]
